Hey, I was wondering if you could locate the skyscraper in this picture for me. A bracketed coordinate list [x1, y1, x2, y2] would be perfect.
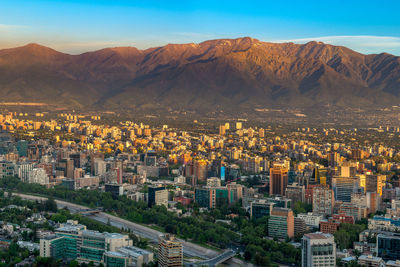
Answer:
[269, 165, 288, 195]
[268, 207, 294, 239]
[366, 174, 386, 196]
[302, 232, 336, 267]
[219, 125, 226, 136]
[158, 234, 183, 267]
[312, 186, 334, 216]
[332, 176, 359, 202]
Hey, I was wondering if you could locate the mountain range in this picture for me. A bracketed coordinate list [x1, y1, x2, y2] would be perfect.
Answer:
[0, 37, 399, 113]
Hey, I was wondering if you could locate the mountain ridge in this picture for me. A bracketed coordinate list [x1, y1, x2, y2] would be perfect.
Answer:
[0, 37, 399, 112]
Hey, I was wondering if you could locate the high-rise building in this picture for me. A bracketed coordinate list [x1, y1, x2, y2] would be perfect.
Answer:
[332, 176, 359, 202]
[268, 207, 294, 239]
[148, 186, 168, 207]
[328, 152, 340, 167]
[366, 174, 386, 196]
[105, 183, 124, 199]
[295, 217, 307, 236]
[40, 220, 133, 264]
[206, 177, 221, 187]
[0, 161, 14, 178]
[227, 182, 243, 204]
[93, 158, 107, 176]
[377, 232, 400, 261]
[301, 232, 336, 267]
[250, 199, 273, 219]
[14, 162, 34, 182]
[56, 158, 75, 179]
[224, 122, 230, 130]
[259, 128, 265, 138]
[219, 125, 226, 136]
[285, 183, 305, 203]
[193, 159, 208, 182]
[312, 186, 334, 216]
[158, 234, 183, 267]
[269, 165, 288, 196]
[28, 168, 49, 185]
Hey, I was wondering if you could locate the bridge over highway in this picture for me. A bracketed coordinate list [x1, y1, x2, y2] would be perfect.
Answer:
[186, 249, 236, 267]
[76, 207, 102, 215]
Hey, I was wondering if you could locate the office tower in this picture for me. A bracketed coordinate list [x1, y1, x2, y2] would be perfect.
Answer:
[366, 174, 386, 196]
[70, 153, 82, 168]
[235, 122, 242, 130]
[74, 168, 84, 179]
[158, 234, 183, 267]
[312, 167, 328, 185]
[245, 156, 261, 174]
[57, 158, 75, 179]
[339, 165, 356, 177]
[270, 165, 289, 195]
[224, 122, 230, 130]
[93, 158, 107, 176]
[219, 125, 226, 136]
[144, 128, 151, 137]
[195, 187, 229, 208]
[104, 246, 154, 267]
[285, 183, 305, 203]
[332, 176, 359, 202]
[80, 231, 132, 264]
[268, 208, 294, 239]
[312, 186, 334, 216]
[16, 140, 28, 157]
[40, 235, 68, 258]
[193, 159, 208, 182]
[14, 162, 34, 182]
[250, 199, 273, 219]
[259, 128, 265, 138]
[297, 213, 323, 228]
[295, 217, 307, 236]
[302, 232, 336, 267]
[377, 232, 400, 261]
[248, 128, 254, 138]
[0, 161, 14, 178]
[227, 182, 243, 204]
[105, 184, 124, 199]
[206, 177, 221, 187]
[148, 186, 168, 207]
[41, 220, 132, 264]
[328, 152, 340, 167]
[144, 155, 157, 166]
[28, 168, 49, 185]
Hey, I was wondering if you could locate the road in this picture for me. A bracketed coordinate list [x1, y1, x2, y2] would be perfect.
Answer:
[9, 192, 218, 259]
[11, 192, 251, 266]
[186, 249, 237, 266]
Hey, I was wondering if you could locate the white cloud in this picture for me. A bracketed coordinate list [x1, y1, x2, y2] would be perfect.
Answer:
[271, 35, 400, 55]
[0, 24, 27, 32]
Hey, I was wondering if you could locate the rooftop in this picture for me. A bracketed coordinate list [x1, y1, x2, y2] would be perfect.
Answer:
[304, 232, 333, 240]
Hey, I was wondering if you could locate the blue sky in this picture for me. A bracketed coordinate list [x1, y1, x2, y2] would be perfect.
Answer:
[1, 0, 400, 55]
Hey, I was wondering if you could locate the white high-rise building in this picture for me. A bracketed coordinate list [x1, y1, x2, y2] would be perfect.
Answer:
[14, 162, 35, 182]
[302, 232, 336, 267]
[94, 159, 107, 176]
[28, 168, 49, 185]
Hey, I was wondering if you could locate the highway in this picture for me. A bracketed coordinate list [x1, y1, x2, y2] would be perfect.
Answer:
[11, 192, 251, 266]
[9, 192, 218, 259]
